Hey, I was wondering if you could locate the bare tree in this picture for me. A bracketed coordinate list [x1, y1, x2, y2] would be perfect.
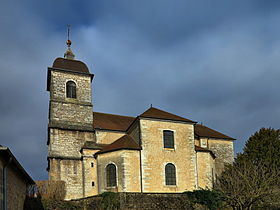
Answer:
[215, 161, 280, 210]
[36, 180, 66, 200]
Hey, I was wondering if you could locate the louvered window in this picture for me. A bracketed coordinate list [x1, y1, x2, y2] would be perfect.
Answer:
[165, 163, 176, 185]
[163, 130, 174, 148]
[66, 81, 76, 98]
[106, 164, 117, 187]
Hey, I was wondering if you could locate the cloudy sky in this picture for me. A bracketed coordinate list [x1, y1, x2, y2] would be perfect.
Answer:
[1, 0, 280, 180]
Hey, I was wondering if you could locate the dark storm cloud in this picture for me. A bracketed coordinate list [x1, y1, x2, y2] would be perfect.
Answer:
[1, 0, 280, 180]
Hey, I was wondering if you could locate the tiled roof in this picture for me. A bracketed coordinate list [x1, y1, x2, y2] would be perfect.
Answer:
[194, 124, 235, 140]
[82, 141, 107, 150]
[195, 145, 216, 158]
[93, 112, 135, 132]
[92, 109, 234, 141]
[95, 135, 141, 155]
[139, 107, 196, 123]
[52, 57, 90, 74]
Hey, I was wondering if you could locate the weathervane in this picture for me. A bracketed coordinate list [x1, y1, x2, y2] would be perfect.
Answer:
[66, 24, 72, 47]
[64, 24, 75, 59]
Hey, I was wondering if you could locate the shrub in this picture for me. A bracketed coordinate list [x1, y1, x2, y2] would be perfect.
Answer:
[184, 189, 225, 210]
[36, 180, 66, 200]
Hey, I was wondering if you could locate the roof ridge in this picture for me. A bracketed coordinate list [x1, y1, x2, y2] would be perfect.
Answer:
[139, 107, 196, 123]
[93, 111, 134, 119]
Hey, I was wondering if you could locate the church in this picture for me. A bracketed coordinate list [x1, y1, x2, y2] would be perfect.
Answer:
[47, 41, 235, 200]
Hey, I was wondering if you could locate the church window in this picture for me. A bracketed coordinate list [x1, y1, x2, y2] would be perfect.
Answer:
[165, 163, 176, 185]
[91, 162, 94, 167]
[66, 81, 76, 98]
[163, 130, 174, 148]
[106, 164, 117, 187]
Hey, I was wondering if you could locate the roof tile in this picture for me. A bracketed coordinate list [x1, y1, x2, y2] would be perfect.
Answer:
[95, 135, 141, 155]
[93, 112, 135, 131]
[140, 107, 195, 123]
[194, 124, 235, 140]
[52, 57, 90, 74]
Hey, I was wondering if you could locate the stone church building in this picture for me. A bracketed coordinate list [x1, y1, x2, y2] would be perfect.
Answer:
[47, 43, 235, 200]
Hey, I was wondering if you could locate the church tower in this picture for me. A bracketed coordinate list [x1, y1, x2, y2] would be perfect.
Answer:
[47, 39, 95, 199]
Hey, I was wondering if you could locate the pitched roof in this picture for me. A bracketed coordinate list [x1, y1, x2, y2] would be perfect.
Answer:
[93, 112, 135, 132]
[0, 146, 35, 184]
[95, 135, 141, 155]
[195, 145, 216, 158]
[52, 57, 90, 74]
[139, 107, 196, 123]
[82, 141, 107, 150]
[194, 124, 235, 140]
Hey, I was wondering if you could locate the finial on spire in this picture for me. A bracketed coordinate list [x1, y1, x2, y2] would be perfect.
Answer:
[64, 24, 75, 60]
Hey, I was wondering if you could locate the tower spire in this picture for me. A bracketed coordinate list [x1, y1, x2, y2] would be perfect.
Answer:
[64, 24, 75, 60]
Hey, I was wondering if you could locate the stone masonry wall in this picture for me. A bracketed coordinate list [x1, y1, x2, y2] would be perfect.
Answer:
[121, 150, 141, 192]
[97, 151, 125, 193]
[196, 152, 214, 189]
[82, 149, 99, 197]
[140, 119, 197, 192]
[50, 101, 93, 128]
[49, 70, 93, 129]
[95, 130, 125, 145]
[49, 158, 84, 200]
[208, 139, 234, 176]
[97, 150, 141, 194]
[50, 70, 92, 103]
[71, 193, 196, 210]
[7, 164, 28, 210]
[48, 129, 94, 158]
[48, 129, 95, 200]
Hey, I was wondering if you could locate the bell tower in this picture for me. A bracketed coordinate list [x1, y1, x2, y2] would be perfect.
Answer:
[46, 38, 95, 199]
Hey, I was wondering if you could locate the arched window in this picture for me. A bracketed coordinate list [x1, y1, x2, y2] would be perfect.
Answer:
[163, 130, 174, 148]
[66, 81, 76, 98]
[165, 163, 176, 185]
[106, 164, 117, 187]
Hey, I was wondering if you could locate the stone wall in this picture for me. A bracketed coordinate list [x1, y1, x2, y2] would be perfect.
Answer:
[196, 152, 215, 189]
[48, 129, 94, 158]
[97, 150, 141, 194]
[49, 70, 92, 103]
[139, 118, 197, 192]
[82, 149, 99, 197]
[71, 192, 197, 210]
[49, 70, 93, 130]
[48, 129, 95, 200]
[95, 130, 125, 145]
[208, 139, 234, 175]
[49, 158, 83, 200]
[49, 101, 93, 128]
[7, 164, 28, 210]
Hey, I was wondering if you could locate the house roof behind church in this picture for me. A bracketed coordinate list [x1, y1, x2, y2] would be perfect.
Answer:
[93, 112, 135, 132]
[95, 135, 141, 155]
[139, 107, 196, 123]
[52, 57, 90, 74]
[194, 124, 235, 140]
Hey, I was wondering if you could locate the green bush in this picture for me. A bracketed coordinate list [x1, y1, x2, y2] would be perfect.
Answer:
[101, 192, 120, 210]
[184, 189, 225, 210]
